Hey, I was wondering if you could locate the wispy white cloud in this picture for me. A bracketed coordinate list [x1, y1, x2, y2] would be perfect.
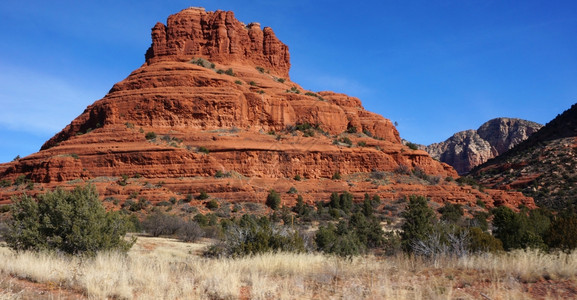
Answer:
[0, 63, 99, 135]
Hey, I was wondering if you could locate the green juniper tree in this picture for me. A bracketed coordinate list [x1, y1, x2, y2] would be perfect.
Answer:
[6, 185, 134, 255]
[400, 195, 436, 252]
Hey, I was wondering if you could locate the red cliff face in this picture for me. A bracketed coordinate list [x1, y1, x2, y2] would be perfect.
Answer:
[0, 8, 534, 210]
[145, 8, 290, 79]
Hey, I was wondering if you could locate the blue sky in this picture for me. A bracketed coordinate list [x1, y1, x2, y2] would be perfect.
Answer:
[1, 1, 576, 163]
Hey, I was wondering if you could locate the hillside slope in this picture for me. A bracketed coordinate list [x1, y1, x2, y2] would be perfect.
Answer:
[471, 104, 577, 210]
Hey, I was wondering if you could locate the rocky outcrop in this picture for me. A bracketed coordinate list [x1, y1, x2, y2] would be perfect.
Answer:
[0, 8, 534, 211]
[426, 118, 542, 174]
[145, 7, 290, 78]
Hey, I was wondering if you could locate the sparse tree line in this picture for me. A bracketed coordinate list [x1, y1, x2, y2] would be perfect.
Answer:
[1, 185, 577, 259]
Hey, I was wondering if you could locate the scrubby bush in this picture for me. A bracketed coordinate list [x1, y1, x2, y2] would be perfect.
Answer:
[468, 227, 503, 253]
[410, 223, 470, 259]
[178, 219, 203, 242]
[266, 190, 281, 210]
[206, 199, 219, 210]
[438, 203, 464, 224]
[315, 222, 364, 257]
[544, 215, 577, 251]
[198, 146, 210, 154]
[142, 211, 182, 237]
[198, 191, 210, 200]
[406, 142, 419, 150]
[205, 215, 305, 257]
[0, 179, 11, 188]
[145, 132, 157, 140]
[5, 185, 134, 255]
[327, 192, 353, 213]
[492, 206, 547, 251]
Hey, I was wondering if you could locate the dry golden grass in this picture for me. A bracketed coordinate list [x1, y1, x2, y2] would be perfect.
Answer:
[0, 238, 576, 299]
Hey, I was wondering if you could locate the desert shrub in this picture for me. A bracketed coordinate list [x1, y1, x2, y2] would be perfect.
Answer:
[293, 195, 305, 215]
[234, 80, 242, 85]
[198, 146, 210, 154]
[255, 66, 265, 73]
[456, 176, 479, 187]
[315, 222, 364, 257]
[476, 199, 486, 208]
[492, 206, 547, 251]
[206, 199, 219, 210]
[406, 142, 419, 150]
[340, 137, 353, 146]
[178, 220, 203, 242]
[142, 211, 182, 237]
[328, 192, 340, 210]
[400, 195, 436, 252]
[126, 214, 142, 233]
[276, 78, 285, 83]
[266, 190, 281, 210]
[438, 203, 464, 224]
[0, 179, 11, 188]
[469, 211, 490, 231]
[224, 68, 235, 76]
[544, 215, 577, 251]
[287, 187, 298, 194]
[122, 198, 149, 212]
[338, 192, 354, 213]
[332, 172, 342, 180]
[357, 141, 367, 147]
[193, 214, 210, 227]
[410, 223, 470, 259]
[371, 170, 387, 180]
[145, 132, 157, 140]
[156, 201, 171, 207]
[198, 191, 210, 200]
[182, 194, 193, 203]
[0, 220, 8, 241]
[5, 185, 134, 255]
[13, 175, 27, 186]
[346, 126, 357, 134]
[468, 227, 503, 253]
[293, 174, 302, 181]
[361, 195, 374, 217]
[349, 212, 385, 248]
[206, 215, 305, 257]
[394, 164, 411, 175]
[0, 205, 11, 213]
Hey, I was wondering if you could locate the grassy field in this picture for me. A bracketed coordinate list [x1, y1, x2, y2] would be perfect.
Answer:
[0, 236, 576, 299]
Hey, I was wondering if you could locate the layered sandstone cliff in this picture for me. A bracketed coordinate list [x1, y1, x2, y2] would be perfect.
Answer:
[0, 8, 534, 210]
[426, 118, 542, 174]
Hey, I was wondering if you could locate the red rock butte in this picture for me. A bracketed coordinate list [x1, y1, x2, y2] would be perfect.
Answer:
[0, 8, 535, 210]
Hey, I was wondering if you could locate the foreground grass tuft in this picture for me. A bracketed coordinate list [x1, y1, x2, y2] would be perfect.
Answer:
[0, 238, 576, 299]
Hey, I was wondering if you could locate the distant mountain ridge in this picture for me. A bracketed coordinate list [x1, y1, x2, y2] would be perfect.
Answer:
[470, 103, 577, 210]
[425, 118, 542, 175]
